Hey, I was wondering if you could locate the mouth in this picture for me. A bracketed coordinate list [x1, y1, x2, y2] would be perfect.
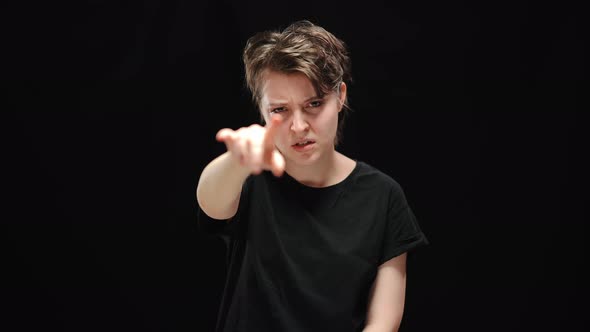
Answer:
[291, 139, 316, 151]
[292, 140, 315, 147]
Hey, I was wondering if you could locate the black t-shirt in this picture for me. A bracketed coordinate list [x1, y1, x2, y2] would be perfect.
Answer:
[198, 160, 429, 332]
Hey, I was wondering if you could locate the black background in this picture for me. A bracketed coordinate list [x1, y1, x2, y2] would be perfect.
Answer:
[4, 0, 586, 331]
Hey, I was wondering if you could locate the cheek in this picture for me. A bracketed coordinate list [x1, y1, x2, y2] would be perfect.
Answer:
[274, 126, 290, 145]
[319, 110, 340, 135]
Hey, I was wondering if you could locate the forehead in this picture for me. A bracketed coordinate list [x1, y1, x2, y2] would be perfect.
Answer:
[260, 70, 317, 103]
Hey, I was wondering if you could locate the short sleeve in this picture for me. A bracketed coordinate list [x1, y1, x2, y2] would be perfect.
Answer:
[197, 175, 253, 243]
[379, 183, 429, 265]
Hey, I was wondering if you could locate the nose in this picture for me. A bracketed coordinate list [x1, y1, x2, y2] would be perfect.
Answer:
[290, 110, 309, 133]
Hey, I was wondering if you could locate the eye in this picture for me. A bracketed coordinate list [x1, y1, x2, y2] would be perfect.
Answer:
[308, 100, 322, 108]
[270, 107, 286, 114]
[305, 100, 323, 113]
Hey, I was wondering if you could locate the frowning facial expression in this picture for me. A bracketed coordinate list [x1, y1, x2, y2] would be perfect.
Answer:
[259, 70, 346, 168]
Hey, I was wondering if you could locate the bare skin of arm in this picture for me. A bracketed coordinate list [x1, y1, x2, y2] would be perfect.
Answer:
[363, 252, 408, 332]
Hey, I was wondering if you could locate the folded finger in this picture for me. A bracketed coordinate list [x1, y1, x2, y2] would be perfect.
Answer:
[250, 144, 264, 174]
[270, 150, 285, 177]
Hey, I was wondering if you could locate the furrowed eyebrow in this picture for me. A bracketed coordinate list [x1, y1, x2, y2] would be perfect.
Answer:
[267, 95, 322, 108]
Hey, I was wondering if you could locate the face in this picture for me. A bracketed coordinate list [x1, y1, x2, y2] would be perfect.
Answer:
[259, 70, 347, 168]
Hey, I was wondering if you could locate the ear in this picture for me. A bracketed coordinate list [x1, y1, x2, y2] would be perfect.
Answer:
[338, 82, 347, 112]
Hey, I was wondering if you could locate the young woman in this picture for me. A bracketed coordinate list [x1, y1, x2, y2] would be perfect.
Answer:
[196, 20, 429, 332]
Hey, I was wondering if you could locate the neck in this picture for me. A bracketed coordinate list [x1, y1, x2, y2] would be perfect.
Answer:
[285, 150, 341, 188]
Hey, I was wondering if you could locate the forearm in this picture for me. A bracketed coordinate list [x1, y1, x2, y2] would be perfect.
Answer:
[363, 253, 407, 332]
[196, 151, 251, 219]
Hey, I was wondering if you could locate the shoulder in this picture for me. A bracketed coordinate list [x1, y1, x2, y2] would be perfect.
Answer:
[353, 160, 405, 196]
[351, 161, 411, 212]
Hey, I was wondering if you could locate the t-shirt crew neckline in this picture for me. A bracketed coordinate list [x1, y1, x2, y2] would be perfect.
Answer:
[281, 159, 361, 191]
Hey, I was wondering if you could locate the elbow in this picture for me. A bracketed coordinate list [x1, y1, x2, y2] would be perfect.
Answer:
[200, 206, 237, 220]
[196, 186, 238, 220]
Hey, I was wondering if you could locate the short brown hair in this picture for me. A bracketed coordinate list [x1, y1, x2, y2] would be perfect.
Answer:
[243, 20, 352, 146]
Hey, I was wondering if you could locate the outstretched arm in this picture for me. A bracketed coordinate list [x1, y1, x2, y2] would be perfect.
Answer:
[196, 115, 285, 220]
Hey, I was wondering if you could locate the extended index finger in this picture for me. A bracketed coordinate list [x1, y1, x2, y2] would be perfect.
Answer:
[264, 114, 282, 148]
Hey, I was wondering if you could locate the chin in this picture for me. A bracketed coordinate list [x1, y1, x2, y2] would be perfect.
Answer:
[282, 146, 322, 167]
[290, 156, 319, 167]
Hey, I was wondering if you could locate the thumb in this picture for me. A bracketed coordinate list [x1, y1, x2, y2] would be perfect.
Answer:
[216, 128, 234, 142]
